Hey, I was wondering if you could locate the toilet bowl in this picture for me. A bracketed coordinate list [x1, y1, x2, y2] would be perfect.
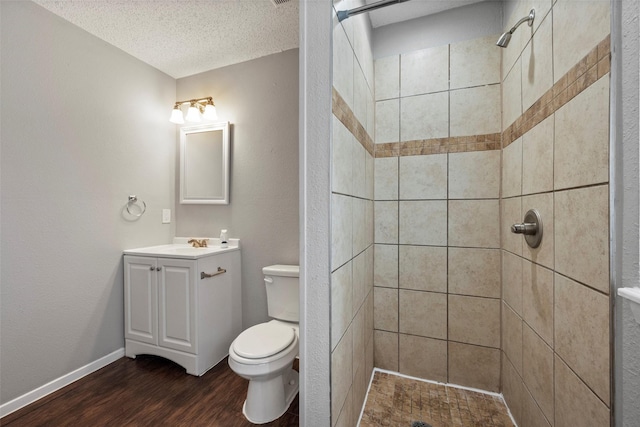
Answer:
[228, 320, 299, 424]
[227, 263, 300, 424]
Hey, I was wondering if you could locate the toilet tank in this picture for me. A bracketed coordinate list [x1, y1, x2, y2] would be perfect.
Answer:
[263, 265, 299, 322]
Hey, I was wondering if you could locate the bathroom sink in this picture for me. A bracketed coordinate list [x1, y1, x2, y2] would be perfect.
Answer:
[124, 238, 239, 259]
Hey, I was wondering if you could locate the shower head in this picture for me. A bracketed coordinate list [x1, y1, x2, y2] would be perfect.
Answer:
[496, 31, 512, 48]
[496, 8, 535, 48]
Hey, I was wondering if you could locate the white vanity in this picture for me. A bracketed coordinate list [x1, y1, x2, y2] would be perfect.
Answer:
[123, 238, 241, 376]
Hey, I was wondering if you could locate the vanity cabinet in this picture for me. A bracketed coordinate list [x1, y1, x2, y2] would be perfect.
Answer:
[124, 248, 241, 376]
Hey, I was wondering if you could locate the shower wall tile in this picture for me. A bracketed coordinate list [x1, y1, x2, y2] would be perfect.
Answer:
[554, 355, 610, 427]
[400, 45, 449, 97]
[399, 245, 447, 293]
[521, 13, 554, 112]
[522, 324, 554, 423]
[448, 248, 500, 298]
[352, 137, 367, 199]
[502, 137, 522, 198]
[448, 150, 500, 199]
[554, 185, 609, 293]
[554, 273, 610, 404]
[334, 388, 353, 427]
[365, 199, 374, 247]
[374, 244, 398, 288]
[354, 65, 369, 132]
[399, 200, 447, 246]
[448, 199, 500, 248]
[399, 290, 447, 339]
[352, 251, 368, 314]
[448, 342, 500, 392]
[522, 115, 554, 195]
[503, 301, 523, 375]
[502, 250, 523, 315]
[450, 85, 501, 137]
[374, 286, 398, 332]
[375, 99, 400, 143]
[374, 55, 399, 101]
[374, 201, 398, 244]
[333, 24, 354, 109]
[450, 34, 501, 90]
[332, 193, 353, 271]
[399, 334, 447, 383]
[352, 301, 366, 380]
[554, 76, 609, 190]
[374, 157, 398, 201]
[331, 325, 353, 427]
[331, 262, 353, 350]
[553, 0, 610, 82]
[448, 295, 500, 348]
[522, 388, 552, 427]
[401, 92, 449, 141]
[502, 60, 522, 131]
[374, 330, 398, 371]
[399, 154, 447, 200]
[332, 116, 353, 195]
[522, 192, 554, 269]
[352, 197, 367, 255]
[502, 355, 524, 426]
[522, 260, 554, 346]
[502, 196, 523, 256]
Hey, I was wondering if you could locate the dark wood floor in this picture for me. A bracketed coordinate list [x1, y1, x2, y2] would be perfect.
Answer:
[1, 355, 299, 426]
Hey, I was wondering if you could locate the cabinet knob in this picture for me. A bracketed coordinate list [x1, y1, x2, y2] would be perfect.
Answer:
[150, 266, 155, 271]
[156, 266, 162, 272]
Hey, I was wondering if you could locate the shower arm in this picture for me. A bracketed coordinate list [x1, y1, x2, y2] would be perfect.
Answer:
[337, 0, 412, 22]
[507, 9, 535, 35]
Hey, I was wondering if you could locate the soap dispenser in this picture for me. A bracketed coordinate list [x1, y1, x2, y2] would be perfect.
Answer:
[220, 229, 228, 248]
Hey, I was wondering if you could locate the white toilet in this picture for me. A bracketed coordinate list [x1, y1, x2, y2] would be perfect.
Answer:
[228, 264, 299, 424]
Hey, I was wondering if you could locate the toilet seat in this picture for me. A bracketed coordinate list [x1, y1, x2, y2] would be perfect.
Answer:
[232, 322, 296, 359]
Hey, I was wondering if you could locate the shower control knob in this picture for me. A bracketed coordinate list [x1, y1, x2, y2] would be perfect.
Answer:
[511, 209, 543, 248]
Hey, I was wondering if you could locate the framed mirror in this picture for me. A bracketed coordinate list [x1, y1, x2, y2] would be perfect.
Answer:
[179, 122, 230, 204]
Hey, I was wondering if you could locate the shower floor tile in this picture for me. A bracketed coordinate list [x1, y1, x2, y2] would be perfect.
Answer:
[359, 371, 515, 427]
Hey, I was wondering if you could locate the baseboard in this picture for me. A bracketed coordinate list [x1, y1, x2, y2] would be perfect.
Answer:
[0, 348, 125, 418]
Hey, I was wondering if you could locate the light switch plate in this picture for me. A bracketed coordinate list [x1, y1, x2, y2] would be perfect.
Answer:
[162, 209, 171, 224]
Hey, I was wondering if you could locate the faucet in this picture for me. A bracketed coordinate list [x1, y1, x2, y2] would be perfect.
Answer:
[188, 239, 208, 248]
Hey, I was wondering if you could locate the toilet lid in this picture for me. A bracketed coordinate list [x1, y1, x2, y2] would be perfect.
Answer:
[232, 322, 296, 359]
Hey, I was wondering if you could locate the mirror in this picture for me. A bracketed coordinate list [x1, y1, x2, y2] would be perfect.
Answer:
[179, 122, 230, 204]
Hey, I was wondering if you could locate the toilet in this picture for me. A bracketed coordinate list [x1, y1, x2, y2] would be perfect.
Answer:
[228, 265, 299, 424]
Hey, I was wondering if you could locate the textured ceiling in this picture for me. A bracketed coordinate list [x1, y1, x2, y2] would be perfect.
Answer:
[33, 0, 300, 79]
[33, 0, 488, 79]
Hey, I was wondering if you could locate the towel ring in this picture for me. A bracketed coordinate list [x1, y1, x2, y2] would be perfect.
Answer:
[126, 195, 146, 217]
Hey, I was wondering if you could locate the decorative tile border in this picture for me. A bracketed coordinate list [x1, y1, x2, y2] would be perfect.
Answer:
[503, 35, 611, 148]
[332, 87, 375, 156]
[375, 134, 501, 158]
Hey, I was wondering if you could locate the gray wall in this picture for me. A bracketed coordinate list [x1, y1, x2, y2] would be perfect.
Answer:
[0, 1, 176, 405]
[616, 0, 640, 425]
[175, 49, 299, 329]
[372, 1, 503, 58]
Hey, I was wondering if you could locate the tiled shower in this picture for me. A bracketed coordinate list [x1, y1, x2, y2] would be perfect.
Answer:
[330, 0, 612, 426]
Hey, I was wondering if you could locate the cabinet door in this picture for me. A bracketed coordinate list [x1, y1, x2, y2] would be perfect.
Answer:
[157, 258, 197, 353]
[124, 256, 158, 345]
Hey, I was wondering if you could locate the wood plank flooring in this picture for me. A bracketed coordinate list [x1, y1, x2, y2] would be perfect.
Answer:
[1, 355, 299, 426]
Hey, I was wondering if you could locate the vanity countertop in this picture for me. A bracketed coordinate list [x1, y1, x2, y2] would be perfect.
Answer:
[124, 237, 240, 260]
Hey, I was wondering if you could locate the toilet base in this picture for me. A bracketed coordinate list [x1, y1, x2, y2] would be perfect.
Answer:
[242, 368, 299, 424]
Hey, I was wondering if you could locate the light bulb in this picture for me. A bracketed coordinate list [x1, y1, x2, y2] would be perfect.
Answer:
[203, 104, 218, 120]
[185, 103, 202, 122]
[169, 106, 184, 124]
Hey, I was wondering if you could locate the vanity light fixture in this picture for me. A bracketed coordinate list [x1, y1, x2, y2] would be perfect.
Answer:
[169, 97, 218, 124]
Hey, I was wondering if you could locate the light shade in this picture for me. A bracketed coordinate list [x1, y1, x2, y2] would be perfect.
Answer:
[169, 107, 184, 124]
[185, 104, 202, 122]
[203, 104, 218, 120]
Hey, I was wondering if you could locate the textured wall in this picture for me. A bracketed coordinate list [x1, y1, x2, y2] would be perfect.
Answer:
[175, 50, 299, 329]
[330, 4, 376, 426]
[499, 1, 612, 425]
[0, 1, 176, 405]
